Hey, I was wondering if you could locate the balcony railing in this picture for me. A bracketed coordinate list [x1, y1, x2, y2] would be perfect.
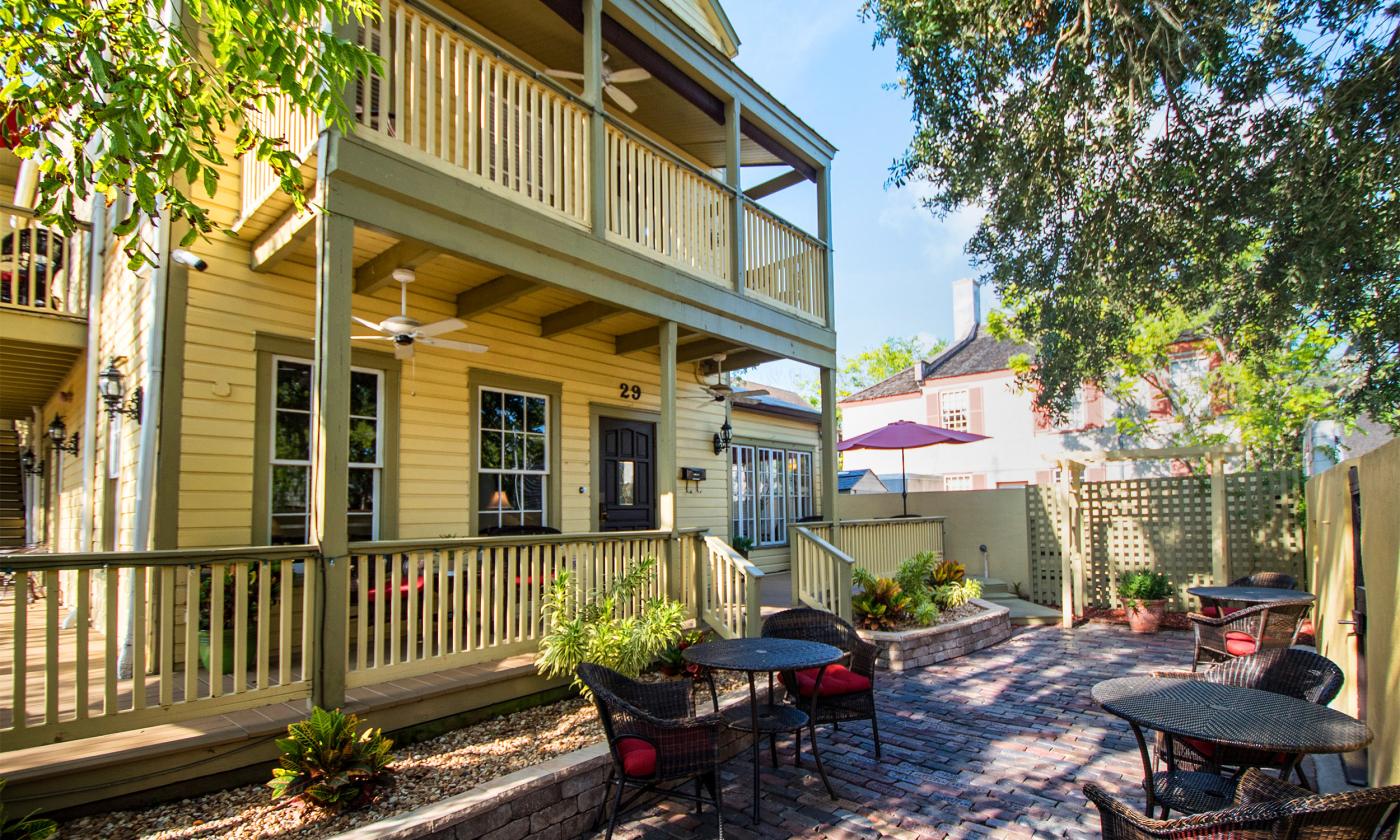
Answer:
[240, 95, 321, 222]
[744, 202, 827, 323]
[0, 527, 765, 750]
[0, 205, 89, 320]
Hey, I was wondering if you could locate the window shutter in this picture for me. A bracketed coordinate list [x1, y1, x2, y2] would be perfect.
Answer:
[972, 473, 989, 490]
[1085, 385, 1105, 429]
[925, 391, 941, 425]
[1035, 469, 1054, 485]
[968, 387, 985, 434]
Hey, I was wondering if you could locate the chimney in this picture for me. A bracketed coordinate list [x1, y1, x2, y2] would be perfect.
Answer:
[952, 278, 981, 341]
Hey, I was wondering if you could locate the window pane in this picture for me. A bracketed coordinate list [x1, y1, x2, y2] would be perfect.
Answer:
[503, 393, 525, 431]
[276, 361, 311, 411]
[480, 431, 503, 470]
[347, 513, 374, 542]
[481, 389, 502, 430]
[503, 432, 524, 471]
[479, 474, 514, 511]
[271, 514, 308, 545]
[526, 397, 546, 433]
[349, 417, 378, 463]
[522, 475, 544, 513]
[275, 410, 310, 461]
[525, 435, 545, 471]
[617, 461, 635, 506]
[348, 468, 375, 514]
[272, 465, 309, 514]
[350, 371, 378, 417]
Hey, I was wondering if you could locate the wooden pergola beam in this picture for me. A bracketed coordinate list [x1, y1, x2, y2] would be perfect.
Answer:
[353, 239, 439, 296]
[676, 337, 743, 364]
[1047, 443, 1245, 465]
[539, 301, 622, 337]
[456, 275, 540, 319]
[744, 169, 806, 200]
[250, 201, 317, 272]
[615, 325, 696, 355]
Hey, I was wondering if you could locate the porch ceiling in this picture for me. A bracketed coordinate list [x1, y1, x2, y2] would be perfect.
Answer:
[0, 329, 84, 421]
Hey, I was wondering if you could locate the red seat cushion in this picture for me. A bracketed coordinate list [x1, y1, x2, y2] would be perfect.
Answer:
[364, 576, 425, 601]
[1180, 736, 1290, 767]
[1199, 605, 1240, 618]
[1224, 631, 1258, 656]
[614, 736, 656, 778]
[795, 664, 872, 698]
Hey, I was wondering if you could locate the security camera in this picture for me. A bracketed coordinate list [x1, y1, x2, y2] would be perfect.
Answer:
[171, 249, 208, 272]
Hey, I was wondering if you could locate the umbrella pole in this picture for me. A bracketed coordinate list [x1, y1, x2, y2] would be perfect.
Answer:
[901, 448, 908, 517]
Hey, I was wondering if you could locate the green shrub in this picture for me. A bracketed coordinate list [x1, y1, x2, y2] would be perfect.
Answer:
[268, 707, 394, 809]
[0, 781, 56, 840]
[934, 577, 983, 610]
[851, 578, 912, 630]
[658, 628, 711, 680]
[1118, 571, 1173, 608]
[536, 556, 684, 695]
[855, 556, 944, 629]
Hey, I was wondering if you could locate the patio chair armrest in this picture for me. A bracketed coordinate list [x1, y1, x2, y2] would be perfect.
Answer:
[1190, 602, 1270, 628]
[848, 637, 878, 679]
[1083, 783, 1286, 838]
[1233, 768, 1310, 806]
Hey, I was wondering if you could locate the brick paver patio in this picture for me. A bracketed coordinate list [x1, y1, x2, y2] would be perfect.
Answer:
[602, 624, 1195, 840]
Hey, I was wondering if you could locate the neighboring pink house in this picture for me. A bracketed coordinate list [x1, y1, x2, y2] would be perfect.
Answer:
[839, 280, 1187, 490]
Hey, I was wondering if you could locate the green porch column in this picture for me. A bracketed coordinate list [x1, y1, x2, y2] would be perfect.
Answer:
[311, 209, 354, 709]
[725, 97, 745, 295]
[658, 321, 680, 602]
[820, 365, 839, 535]
[584, 0, 606, 237]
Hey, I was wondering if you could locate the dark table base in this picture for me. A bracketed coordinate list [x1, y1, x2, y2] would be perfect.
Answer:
[1150, 770, 1237, 816]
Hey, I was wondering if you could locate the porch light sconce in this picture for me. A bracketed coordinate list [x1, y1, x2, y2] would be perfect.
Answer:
[712, 420, 732, 455]
[47, 416, 79, 456]
[98, 359, 143, 422]
[20, 449, 42, 475]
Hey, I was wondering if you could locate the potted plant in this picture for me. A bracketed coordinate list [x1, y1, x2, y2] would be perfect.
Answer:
[730, 535, 754, 559]
[658, 629, 711, 681]
[1118, 571, 1173, 633]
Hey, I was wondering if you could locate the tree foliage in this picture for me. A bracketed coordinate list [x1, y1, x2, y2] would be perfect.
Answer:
[1, 0, 378, 264]
[801, 334, 948, 406]
[862, 0, 1400, 428]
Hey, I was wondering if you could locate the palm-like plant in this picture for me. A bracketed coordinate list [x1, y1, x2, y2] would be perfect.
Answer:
[267, 707, 394, 809]
[536, 555, 684, 695]
[852, 578, 913, 631]
[0, 781, 56, 840]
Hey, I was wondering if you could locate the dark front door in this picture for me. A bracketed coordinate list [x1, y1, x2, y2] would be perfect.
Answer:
[599, 417, 655, 531]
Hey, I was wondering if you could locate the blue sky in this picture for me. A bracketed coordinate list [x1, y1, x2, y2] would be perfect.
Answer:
[722, 2, 984, 390]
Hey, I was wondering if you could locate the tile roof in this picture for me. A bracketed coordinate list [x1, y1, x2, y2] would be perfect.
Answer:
[841, 324, 1035, 404]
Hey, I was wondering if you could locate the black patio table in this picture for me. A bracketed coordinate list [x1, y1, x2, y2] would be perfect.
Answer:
[1093, 676, 1371, 817]
[683, 637, 842, 824]
[1186, 585, 1317, 608]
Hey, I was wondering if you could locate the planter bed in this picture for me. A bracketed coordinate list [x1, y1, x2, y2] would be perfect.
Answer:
[58, 673, 753, 840]
[857, 598, 1011, 671]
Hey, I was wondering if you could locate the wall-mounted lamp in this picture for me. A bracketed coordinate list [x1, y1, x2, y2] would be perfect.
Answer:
[20, 448, 42, 475]
[98, 359, 143, 421]
[712, 419, 732, 455]
[47, 416, 79, 455]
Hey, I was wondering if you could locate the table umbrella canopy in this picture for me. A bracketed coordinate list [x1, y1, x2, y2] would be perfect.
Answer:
[836, 420, 989, 515]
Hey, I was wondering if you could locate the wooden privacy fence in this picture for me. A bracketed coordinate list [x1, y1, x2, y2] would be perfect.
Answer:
[0, 528, 761, 750]
[1027, 471, 1306, 611]
[0, 206, 89, 320]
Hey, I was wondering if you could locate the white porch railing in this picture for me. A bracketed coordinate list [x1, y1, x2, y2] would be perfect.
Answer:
[0, 206, 89, 320]
[239, 95, 321, 222]
[743, 202, 827, 323]
[697, 535, 763, 639]
[790, 526, 853, 621]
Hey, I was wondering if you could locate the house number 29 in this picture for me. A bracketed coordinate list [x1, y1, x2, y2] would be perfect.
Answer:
[619, 383, 642, 401]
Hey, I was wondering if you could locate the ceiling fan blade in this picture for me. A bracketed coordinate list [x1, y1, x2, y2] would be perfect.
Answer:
[546, 68, 586, 80]
[416, 317, 466, 337]
[351, 335, 392, 341]
[352, 316, 385, 332]
[419, 336, 489, 354]
[394, 342, 414, 360]
[608, 68, 651, 84]
[605, 85, 639, 113]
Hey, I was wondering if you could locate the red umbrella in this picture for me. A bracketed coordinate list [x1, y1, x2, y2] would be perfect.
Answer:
[836, 420, 989, 516]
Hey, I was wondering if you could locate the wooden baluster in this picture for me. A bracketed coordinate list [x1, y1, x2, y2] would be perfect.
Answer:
[355, 555, 368, 673]
[76, 568, 91, 717]
[372, 554, 386, 667]
[300, 559, 315, 685]
[279, 558, 293, 685]
[492, 543, 506, 646]
[254, 560, 271, 689]
[422, 551, 436, 657]
[230, 563, 247, 694]
[157, 566, 174, 706]
[131, 566, 148, 708]
[390, 552, 403, 664]
[11, 571, 26, 730]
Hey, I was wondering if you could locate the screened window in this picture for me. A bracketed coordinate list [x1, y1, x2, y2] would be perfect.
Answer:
[940, 389, 970, 432]
[478, 387, 549, 529]
[269, 358, 382, 544]
[731, 444, 814, 547]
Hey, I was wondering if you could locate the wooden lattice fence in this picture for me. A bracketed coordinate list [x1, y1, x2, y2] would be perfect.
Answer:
[1027, 470, 1305, 611]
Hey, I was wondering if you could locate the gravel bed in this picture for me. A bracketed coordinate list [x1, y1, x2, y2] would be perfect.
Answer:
[59, 674, 747, 840]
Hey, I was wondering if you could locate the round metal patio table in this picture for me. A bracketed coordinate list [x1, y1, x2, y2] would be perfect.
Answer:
[1187, 586, 1316, 607]
[684, 637, 842, 824]
[1093, 676, 1371, 817]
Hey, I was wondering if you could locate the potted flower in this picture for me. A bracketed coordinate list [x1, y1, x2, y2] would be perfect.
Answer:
[1118, 570, 1173, 633]
[658, 629, 711, 681]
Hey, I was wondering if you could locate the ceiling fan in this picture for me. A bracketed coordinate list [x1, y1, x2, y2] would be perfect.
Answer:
[545, 53, 650, 113]
[691, 354, 769, 404]
[351, 268, 488, 360]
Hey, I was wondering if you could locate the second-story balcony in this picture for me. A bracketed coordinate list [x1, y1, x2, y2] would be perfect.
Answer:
[240, 0, 832, 331]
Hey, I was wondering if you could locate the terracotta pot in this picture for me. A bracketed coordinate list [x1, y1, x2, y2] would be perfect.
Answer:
[1125, 599, 1167, 633]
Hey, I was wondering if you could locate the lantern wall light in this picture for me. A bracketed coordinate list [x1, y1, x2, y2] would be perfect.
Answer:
[47, 416, 79, 455]
[98, 359, 143, 422]
[712, 419, 732, 455]
[20, 449, 42, 475]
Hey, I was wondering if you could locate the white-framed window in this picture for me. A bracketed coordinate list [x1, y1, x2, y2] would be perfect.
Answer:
[1058, 389, 1087, 430]
[940, 389, 970, 432]
[477, 387, 549, 529]
[269, 357, 383, 544]
[1168, 352, 1211, 415]
[731, 444, 815, 547]
[943, 473, 973, 491]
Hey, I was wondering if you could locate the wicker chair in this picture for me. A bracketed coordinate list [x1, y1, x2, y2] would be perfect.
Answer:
[1197, 572, 1298, 619]
[1189, 600, 1312, 669]
[761, 607, 881, 758]
[576, 663, 725, 840]
[1152, 648, 1345, 788]
[1084, 769, 1400, 839]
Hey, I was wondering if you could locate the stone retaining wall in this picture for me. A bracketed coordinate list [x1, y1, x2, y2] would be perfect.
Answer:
[857, 599, 1011, 671]
[328, 685, 765, 840]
